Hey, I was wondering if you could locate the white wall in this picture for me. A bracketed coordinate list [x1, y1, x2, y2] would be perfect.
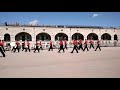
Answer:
[0, 26, 120, 44]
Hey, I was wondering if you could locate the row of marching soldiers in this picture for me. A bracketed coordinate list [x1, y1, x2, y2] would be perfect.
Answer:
[11, 40, 43, 53]
[10, 40, 67, 53]
[11, 40, 31, 53]
[10, 40, 45, 53]
[70, 38, 101, 53]
[0, 39, 101, 57]
[46, 38, 101, 53]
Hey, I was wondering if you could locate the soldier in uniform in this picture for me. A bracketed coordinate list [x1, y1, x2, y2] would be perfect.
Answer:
[58, 40, 65, 53]
[89, 38, 94, 49]
[11, 41, 15, 52]
[71, 39, 78, 53]
[39, 40, 43, 50]
[48, 40, 53, 51]
[64, 40, 68, 50]
[95, 39, 101, 51]
[78, 39, 83, 51]
[25, 40, 30, 52]
[13, 40, 20, 52]
[83, 39, 89, 51]
[0, 40, 5, 57]
[1, 40, 5, 52]
[34, 40, 40, 53]
[22, 41, 25, 51]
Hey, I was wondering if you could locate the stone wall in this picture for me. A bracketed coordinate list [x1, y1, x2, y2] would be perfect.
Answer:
[0, 26, 120, 47]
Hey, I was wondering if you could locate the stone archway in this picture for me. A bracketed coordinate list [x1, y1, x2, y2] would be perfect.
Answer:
[4, 33, 11, 41]
[55, 33, 68, 41]
[72, 33, 84, 40]
[15, 32, 32, 41]
[36, 32, 51, 41]
[114, 34, 118, 40]
[87, 33, 98, 40]
[101, 33, 111, 40]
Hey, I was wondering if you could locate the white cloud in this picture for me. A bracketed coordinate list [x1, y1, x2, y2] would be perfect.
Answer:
[92, 14, 101, 18]
[29, 20, 39, 25]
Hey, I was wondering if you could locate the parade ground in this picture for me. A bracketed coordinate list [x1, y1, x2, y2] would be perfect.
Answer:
[0, 47, 120, 78]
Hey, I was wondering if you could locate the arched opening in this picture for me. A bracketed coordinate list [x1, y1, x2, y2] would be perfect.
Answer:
[87, 33, 98, 40]
[55, 33, 68, 41]
[36, 33, 51, 41]
[101, 33, 111, 40]
[4, 33, 10, 41]
[114, 34, 118, 40]
[15, 32, 32, 41]
[72, 33, 84, 40]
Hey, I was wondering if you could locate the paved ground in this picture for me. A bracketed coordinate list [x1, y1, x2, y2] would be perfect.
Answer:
[0, 47, 120, 78]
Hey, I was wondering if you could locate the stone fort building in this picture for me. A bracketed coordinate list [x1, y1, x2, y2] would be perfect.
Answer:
[0, 24, 120, 49]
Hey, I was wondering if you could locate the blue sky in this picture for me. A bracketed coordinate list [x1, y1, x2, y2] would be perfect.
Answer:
[0, 12, 120, 27]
